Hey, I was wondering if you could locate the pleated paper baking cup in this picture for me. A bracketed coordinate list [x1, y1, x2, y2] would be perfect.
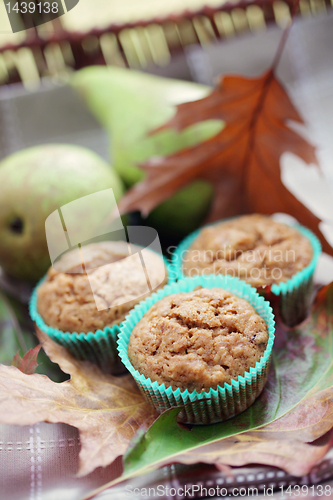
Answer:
[29, 257, 173, 375]
[29, 283, 124, 375]
[270, 226, 321, 326]
[118, 275, 275, 425]
[172, 221, 321, 327]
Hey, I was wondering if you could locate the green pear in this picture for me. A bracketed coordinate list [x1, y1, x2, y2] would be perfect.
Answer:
[0, 144, 124, 283]
[72, 67, 224, 239]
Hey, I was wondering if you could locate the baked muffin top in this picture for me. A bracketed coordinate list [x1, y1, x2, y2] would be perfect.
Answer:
[37, 241, 167, 333]
[182, 214, 313, 287]
[128, 287, 268, 392]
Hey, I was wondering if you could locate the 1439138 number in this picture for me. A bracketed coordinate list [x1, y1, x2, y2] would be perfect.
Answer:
[6, 2, 59, 14]
[280, 484, 333, 496]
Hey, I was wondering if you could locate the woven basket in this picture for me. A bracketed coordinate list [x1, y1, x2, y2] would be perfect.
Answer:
[0, 0, 331, 87]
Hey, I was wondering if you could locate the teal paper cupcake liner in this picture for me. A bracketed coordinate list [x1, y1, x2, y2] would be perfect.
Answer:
[118, 274, 275, 425]
[29, 256, 174, 375]
[270, 225, 321, 326]
[171, 220, 321, 327]
[29, 282, 124, 375]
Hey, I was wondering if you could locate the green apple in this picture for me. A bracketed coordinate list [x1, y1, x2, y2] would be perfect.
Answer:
[72, 67, 224, 239]
[0, 144, 124, 282]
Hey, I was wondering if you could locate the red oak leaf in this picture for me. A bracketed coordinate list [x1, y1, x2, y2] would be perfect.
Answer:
[118, 69, 332, 255]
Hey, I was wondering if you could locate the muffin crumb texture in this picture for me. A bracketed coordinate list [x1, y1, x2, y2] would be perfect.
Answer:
[37, 241, 167, 333]
[183, 214, 313, 287]
[128, 287, 268, 392]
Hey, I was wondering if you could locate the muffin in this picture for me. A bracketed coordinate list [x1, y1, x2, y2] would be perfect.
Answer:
[30, 240, 169, 374]
[128, 287, 268, 392]
[118, 275, 275, 424]
[181, 214, 312, 285]
[173, 214, 321, 326]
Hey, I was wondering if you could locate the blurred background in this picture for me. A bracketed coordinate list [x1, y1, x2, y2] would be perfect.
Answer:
[0, 0, 332, 84]
[0, 0, 332, 242]
[0, 2, 332, 320]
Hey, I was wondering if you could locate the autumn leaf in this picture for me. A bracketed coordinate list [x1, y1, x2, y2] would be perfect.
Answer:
[182, 429, 333, 477]
[134, 386, 333, 478]
[11, 345, 42, 375]
[83, 282, 333, 499]
[118, 69, 332, 255]
[0, 328, 157, 476]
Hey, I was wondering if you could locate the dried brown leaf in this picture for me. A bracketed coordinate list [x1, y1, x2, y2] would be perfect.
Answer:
[168, 387, 333, 476]
[0, 329, 157, 476]
[212, 431, 333, 477]
[118, 70, 332, 255]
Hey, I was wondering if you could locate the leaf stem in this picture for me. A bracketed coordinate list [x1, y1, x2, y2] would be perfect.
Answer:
[240, 0, 301, 207]
[271, 0, 302, 72]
